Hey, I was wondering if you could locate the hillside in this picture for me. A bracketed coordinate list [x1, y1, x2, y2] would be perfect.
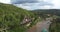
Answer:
[0, 3, 35, 32]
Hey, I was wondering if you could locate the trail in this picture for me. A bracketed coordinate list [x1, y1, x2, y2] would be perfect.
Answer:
[27, 18, 51, 32]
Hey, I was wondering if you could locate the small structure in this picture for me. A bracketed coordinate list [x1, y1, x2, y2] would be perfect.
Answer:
[20, 16, 32, 25]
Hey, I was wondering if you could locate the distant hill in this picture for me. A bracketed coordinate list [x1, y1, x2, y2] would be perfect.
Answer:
[32, 9, 60, 16]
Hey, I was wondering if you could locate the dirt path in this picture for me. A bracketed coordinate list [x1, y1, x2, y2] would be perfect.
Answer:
[27, 20, 51, 32]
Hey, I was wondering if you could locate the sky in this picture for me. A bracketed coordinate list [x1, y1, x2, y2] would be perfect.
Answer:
[0, 0, 60, 10]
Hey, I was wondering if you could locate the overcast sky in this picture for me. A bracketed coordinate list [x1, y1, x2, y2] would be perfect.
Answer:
[0, 0, 60, 10]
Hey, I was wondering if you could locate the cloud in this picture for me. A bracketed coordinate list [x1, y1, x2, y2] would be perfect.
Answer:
[0, 0, 11, 4]
[14, 2, 53, 10]
[13, 0, 53, 10]
[14, 0, 60, 10]
[0, 0, 60, 10]
[11, 0, 52, 4]
[51, 0, 60, 9]
[12, 0, 53, 10]
[14, 4, 32, 10]
[11, 0, 38, 4]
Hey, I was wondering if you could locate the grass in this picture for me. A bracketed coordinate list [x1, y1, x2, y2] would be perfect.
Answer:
[49, 18, 60, 32]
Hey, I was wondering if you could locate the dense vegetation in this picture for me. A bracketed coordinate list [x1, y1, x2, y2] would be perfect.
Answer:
[49, 18, 60, 32]
[0, 3, 38, 32]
